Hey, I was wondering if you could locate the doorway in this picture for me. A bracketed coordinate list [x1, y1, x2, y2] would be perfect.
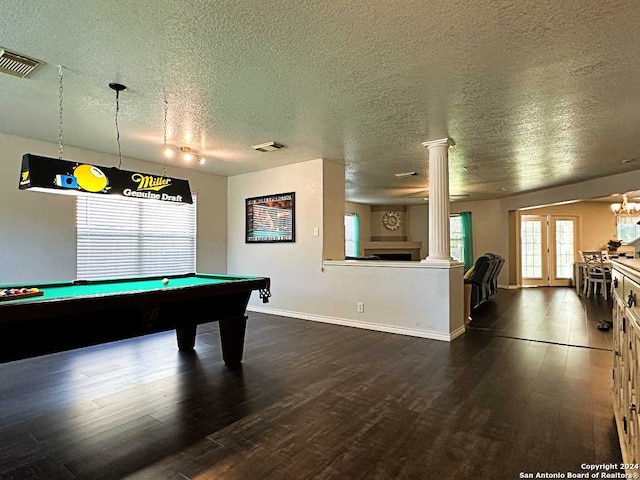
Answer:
[520, 214, 578, 287]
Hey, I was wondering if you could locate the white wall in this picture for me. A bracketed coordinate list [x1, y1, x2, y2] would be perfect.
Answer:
[0, 132, 228, 284]
[228, 158, 465, 340]
[228, 159, 326, 311]
[314, 261, 464, 340]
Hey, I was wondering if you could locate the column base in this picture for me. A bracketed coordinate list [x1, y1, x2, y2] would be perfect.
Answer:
[421, 257, 462, 266]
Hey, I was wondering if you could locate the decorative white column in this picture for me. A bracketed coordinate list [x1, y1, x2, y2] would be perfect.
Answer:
[421, 137, 456, 264]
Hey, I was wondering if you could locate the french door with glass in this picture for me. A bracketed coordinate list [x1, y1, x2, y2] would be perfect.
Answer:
[521, 215, 578, 287]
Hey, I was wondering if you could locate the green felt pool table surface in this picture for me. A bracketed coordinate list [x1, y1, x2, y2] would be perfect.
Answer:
[0, 274, 264, 304]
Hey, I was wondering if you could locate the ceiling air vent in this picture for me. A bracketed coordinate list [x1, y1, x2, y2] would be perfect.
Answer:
[0, 48, 43, 78]
[251, 141, 286, 152]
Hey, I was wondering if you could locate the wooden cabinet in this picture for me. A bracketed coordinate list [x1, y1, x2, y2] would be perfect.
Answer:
[611, 259, 640, 467]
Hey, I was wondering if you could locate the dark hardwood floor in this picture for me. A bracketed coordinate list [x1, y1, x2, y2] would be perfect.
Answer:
[0, 287, 622, 479]
[470, 286, 614, 350]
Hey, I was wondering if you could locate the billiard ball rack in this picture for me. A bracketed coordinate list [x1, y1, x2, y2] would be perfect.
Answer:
[0, 290, 44, 302]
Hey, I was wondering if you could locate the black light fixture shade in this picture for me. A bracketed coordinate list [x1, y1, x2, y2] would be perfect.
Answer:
[108, 82, 126, 92]
[19, 154, 193, 204]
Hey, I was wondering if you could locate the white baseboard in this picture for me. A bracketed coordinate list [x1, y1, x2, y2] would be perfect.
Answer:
[247, 305, 462, 342]
[499, 284, 520, 289]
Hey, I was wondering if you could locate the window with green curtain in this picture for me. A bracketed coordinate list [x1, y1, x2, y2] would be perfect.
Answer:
[344, 213, 360, 257]
[460, 211, 474, 271]
[450, 212, 474, 270]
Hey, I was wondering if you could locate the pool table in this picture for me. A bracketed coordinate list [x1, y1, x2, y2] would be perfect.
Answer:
[0, 273, 270, 366]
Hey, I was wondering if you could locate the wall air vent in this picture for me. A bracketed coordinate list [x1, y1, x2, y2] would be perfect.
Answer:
[251, 141, 286, 152]
[0, 48, 43, 78]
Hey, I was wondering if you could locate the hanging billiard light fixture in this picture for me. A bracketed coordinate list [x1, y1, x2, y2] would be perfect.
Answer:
[19, 75, 193, 204]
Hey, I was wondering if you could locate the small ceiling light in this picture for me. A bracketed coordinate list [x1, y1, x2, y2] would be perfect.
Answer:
[251, 141, 286, 152]
[394, 171, 417, 178]
[163, 145, 175, 158]
[164, 144, 205, 166]
[181, 147, 194, 161]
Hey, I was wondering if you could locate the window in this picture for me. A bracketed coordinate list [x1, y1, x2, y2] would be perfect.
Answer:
[617, 216, 640, 243]
[77, 195, 197, 280]
[450, 212, 474, 270]
[450, 215, 464, 263]
[344, 213, 359, 257]
[521, 218, 542, 278]
[554, 219, 574, 279]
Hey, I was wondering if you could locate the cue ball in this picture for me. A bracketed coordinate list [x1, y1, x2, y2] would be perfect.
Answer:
[162, 278, 169, 285]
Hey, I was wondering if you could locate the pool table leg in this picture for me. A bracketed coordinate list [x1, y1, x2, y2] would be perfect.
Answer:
[218, 316, 247, 366]
[176, 325, 197, 351]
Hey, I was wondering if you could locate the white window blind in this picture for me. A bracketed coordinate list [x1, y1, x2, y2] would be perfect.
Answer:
[77, 195, 197, 280]
[450, 215, 464, 263]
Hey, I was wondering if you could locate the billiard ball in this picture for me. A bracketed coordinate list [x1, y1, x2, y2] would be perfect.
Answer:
[74, 164, 108, 192]
[162, 278, 169, 285]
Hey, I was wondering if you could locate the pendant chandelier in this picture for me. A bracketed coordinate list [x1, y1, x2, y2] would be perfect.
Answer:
[611, 194, 640, 216]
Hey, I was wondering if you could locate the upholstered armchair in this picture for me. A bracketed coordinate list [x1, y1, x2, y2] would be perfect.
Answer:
[464, 253, 504, 310]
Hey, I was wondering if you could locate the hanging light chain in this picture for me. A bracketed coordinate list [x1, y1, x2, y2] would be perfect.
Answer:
[58, 65, 64, 160]
[163, 100, 168, 147]
[115, 90, 123, 169]
[163, 98, 168, 176]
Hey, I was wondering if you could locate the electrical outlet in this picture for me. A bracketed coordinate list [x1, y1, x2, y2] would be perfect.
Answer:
[357, 302, 364, 313]
[313, 227, 319, 236]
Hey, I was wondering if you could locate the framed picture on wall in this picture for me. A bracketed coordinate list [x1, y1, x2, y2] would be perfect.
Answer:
[245, 192, 296, 243]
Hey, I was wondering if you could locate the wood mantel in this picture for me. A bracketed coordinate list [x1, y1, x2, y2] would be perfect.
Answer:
[362, 241, 422, 250]
[362, 241, 422, 261]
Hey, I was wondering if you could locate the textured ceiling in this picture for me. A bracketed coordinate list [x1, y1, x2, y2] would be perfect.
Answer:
[2, 1, 640, 205]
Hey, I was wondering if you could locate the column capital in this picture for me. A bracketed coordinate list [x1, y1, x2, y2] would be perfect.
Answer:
[421, 137, 455, 150]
